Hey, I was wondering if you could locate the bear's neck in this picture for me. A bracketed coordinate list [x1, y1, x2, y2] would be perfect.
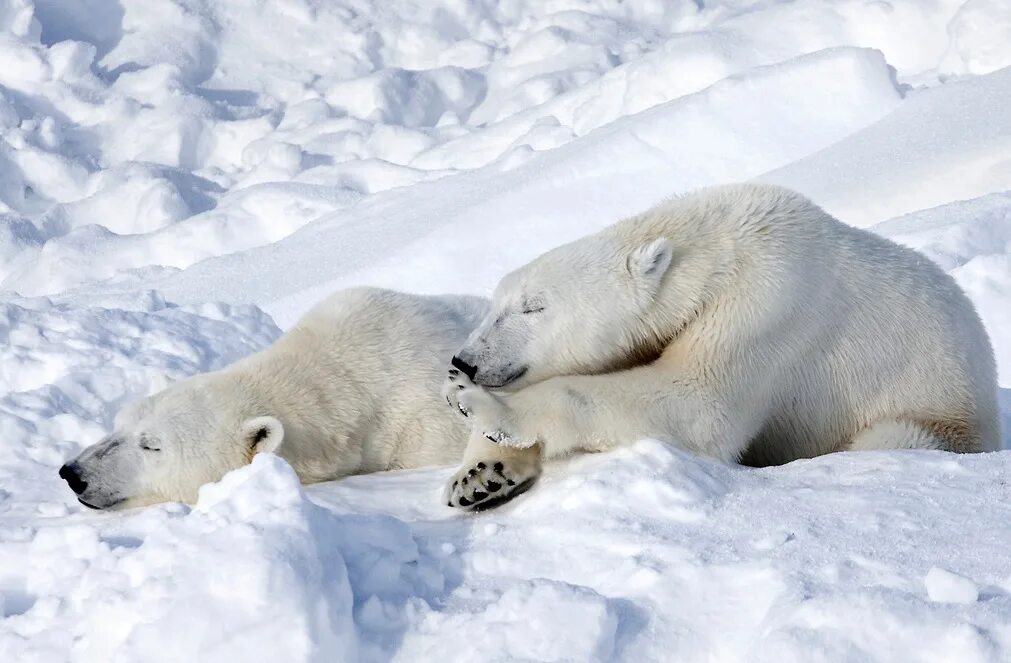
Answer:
[614, 199, 742, 357]
[220, 349, 376, 482]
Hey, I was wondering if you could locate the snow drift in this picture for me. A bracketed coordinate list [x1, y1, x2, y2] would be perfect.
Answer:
[2, 0, 1011, 661]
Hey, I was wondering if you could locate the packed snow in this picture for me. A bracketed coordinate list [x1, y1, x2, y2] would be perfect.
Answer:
[2, 0, 1011, 661]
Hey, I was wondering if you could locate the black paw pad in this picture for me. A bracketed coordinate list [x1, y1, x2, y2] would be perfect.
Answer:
[477, 462, 486, 469]
[458, 496, 472, 507]
[468, 468, 478, 477]
[486, 481, 501, 493]
[471, 477, 537, 512]
[506, 479, 515, 486]
[472, 491, 488, 501]
[494, 462, 504, 472]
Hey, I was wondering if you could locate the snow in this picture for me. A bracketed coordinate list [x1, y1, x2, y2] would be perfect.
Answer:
[1, 0, 1011, 661]
[925, 567, 981, 605]
[761, 66, 1011, 228]
[9, 442, 1011, 662]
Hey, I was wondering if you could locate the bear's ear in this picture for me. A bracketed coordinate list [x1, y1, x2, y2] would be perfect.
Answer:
[242, 415, 285, 455]
[627, 238, 674, 291]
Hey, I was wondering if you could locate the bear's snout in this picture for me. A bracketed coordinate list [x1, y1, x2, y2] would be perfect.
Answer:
[451, 354, 479, 381]
[59, 462, 88, 495]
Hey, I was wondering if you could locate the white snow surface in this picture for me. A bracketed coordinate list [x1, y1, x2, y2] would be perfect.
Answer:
[2, 0, 1011, 661]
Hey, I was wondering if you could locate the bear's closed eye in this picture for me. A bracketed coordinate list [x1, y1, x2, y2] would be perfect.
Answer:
[139, 435, 161, 452]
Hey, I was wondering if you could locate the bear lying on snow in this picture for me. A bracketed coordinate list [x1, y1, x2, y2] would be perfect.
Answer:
[60, 183, 999, 512]
[443, 183, 1000, 509]
[60, 288, 488, 509]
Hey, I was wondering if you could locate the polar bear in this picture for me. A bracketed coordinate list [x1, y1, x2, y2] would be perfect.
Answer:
[59, 288, 488, 509]
[442, 183, 1001, 509]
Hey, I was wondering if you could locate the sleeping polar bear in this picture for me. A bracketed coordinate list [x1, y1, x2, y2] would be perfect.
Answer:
[59, 288, 488, 509]
[442, 183, 1001, 509]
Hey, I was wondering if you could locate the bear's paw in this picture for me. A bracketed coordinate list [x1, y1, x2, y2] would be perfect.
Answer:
[445, 458, 538, 510]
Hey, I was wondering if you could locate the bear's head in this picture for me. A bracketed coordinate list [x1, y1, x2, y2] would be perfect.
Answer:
[452, 235, 674, 388]
[59, 374, 284, 509]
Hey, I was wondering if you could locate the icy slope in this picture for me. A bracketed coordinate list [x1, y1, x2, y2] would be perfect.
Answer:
[2, 0, 1011, 661]
[762, 66, 1011, 228]
[80, 46, 904, 323]
[5, 0, 1009, 300]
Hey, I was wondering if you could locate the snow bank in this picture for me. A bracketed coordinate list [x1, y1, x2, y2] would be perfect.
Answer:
[124, 46, 904, 324]
[0, 0, 995, 300]
[940, 0, 1011, 76]
[762, 66, 1011, 228]
[7, 437, 1011, 662]
[925, 567, 980, 604]
[327, 441, 1011, 662]
[2, 453, 459, 663]
[2, 0, 1011, 661]
[3, 455, 359, 662]
[20, 456, 358, 663]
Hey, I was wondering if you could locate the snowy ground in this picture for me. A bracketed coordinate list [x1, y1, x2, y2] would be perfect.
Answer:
[2, 0, 1011, 661]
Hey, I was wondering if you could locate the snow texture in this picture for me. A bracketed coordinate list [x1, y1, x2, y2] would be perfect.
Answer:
[1, 0, 1011, 661]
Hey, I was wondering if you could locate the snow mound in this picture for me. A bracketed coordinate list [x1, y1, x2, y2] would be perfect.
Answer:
[3, 455, 358, 662]
[762, 66, 1011, 228]
[2, 0, 1011, 661]
[402, 579, 620, 662]
[7, 438, 1011, 662]
[940, 0, 1011, 77]
[925, 567, 980, 604]
[106, 46, 903, 324]
[1, 451, 468, 663]
[320, 441, 1011, 662]
[0, 0, 992, 300]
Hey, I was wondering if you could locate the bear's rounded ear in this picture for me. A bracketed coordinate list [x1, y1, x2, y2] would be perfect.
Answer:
[242, 416, 285, 455]
[627, 238, 674, 291]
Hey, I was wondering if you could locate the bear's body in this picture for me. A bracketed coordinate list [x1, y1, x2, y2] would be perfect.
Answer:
[61, 288, 488, 508]
[444, 183, 1000, 508]
[220, 288, 489, 480]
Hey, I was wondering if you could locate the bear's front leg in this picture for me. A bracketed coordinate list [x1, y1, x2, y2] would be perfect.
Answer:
[442, 367, 537, 448]
[444, 432, 542, 510]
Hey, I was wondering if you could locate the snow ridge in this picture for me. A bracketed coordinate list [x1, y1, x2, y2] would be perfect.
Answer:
[2, 0, 1011, 661]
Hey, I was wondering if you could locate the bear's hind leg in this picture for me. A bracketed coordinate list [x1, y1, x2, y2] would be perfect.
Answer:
[846, 420, 945, 452]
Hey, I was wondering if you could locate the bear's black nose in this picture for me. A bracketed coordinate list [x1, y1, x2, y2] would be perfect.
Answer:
[59, 463, 88, 495]
[451, 355, 479, 381]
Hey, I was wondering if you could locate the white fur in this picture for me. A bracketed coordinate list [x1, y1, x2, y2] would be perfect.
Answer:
[64, 288, 488, 508]
[444, 183, 1001, 507]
